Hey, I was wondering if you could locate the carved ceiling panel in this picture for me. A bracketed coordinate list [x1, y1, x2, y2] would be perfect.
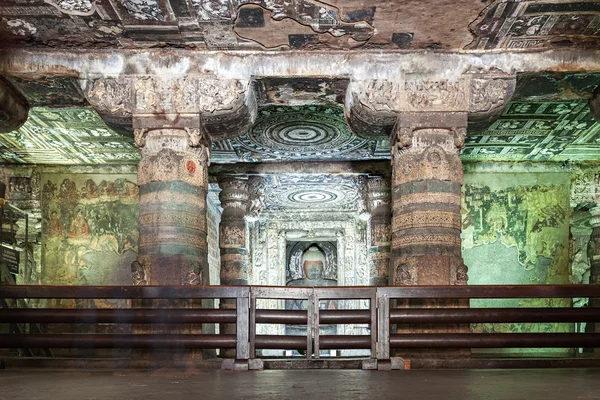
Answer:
[462, 99, 600, 162]
[1, 96, 600, 165]
[226, 105, 389, 162]
[0, 107, 140, 164]
[1, 0, 598, 50]
[260, 174, 361, 212]
[469, 0, 600, 50]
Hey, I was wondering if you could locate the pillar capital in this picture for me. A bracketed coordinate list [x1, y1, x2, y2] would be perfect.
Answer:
[218, 175, 250, 220]
[345, 73, 515, 139]
[81, 75, 256, 140]
[0, 78, 29, 133]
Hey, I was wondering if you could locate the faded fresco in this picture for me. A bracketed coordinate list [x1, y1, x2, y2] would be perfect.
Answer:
[41, 174, 139, 289]
[461, 172, 572, 355]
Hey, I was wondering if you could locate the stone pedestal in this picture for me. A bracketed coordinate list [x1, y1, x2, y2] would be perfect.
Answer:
[390, 112, 469, 359]
[367, 177, 391, 286]
[218, 176, 249, 358]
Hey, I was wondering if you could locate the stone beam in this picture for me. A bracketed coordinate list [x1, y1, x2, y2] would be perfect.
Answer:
[1, 49, 600, 80]
[208, 160, 391, 178]
[0, 78, 28, 133]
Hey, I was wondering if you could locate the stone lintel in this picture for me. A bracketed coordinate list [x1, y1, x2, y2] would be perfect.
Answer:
[209, 160, 391, 179]
[0, 78, 29, 133]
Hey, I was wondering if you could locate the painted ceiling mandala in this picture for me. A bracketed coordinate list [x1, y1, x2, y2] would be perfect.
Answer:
[262, 175, 360, 212]
[233, 105, 373, 161]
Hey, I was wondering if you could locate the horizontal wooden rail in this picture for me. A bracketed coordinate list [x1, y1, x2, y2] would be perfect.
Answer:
[389, 308, 600, 324]
[0, 285, 249, 299]
[378, 285, 600, 299]
[0, 308, 237, 324]
[0, 334, 237, 349]
[389, 333, 600, 348]
[2, 284, 600, 364]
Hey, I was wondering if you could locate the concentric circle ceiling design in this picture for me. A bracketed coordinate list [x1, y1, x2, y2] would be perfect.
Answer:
[234, 105, 372, 161]
[262, 175, 360, 212]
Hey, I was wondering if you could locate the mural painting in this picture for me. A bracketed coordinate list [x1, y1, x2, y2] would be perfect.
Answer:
[41, 174, 139, 291]
[461, 172, 572, 355]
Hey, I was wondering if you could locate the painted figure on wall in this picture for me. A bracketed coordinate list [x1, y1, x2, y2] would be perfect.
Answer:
[46, 211, 64, 238]
[68, 209, 91, 240]
[42, 174, 139, 286]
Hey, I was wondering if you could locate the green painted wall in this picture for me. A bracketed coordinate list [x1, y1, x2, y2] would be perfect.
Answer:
[462, 171, 573, 356]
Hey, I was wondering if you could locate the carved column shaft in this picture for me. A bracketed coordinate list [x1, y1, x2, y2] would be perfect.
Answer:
[588, 208, 600, 317]
[390, 112, 468, 287]
[134, 120, 210, 286]
[218, 176, 249, 359]
[367, 176, 391, 286]
[218, 176, 249, 286]
[389, 112, 469, 359]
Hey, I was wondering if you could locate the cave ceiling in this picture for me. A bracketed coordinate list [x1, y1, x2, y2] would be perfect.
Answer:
[2, 93, 600, 165]
[0, 0, 599, 50]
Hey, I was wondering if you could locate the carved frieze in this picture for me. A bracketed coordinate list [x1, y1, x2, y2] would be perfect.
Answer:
[403, 79, 468, 112]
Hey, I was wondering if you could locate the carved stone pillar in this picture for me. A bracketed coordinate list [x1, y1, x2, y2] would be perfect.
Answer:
[218, 176, 249, 286]
[390, 112, 468, 287]
[367, 176, 391, 286]
[218, 176, 249, 358]
[134, 117, 210, 287]
[390, 112, 469, 360]
[587, 206, 600, 345]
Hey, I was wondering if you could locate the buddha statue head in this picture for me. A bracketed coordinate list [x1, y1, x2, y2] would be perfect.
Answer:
[301, 245, 326, 280]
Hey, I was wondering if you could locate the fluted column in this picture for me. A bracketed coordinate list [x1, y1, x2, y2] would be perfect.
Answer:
[218, 176, 249, 358]
[390, 112, 468, 287]
[134, 120, 210, 286]
[367, 176, 391, 286]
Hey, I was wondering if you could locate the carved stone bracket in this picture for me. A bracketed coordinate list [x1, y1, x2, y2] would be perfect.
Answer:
[345, 73, 515, 139]
[0, 78, 29, 133]
[466, 73, 516, 132]
[81, 76, 256, 140]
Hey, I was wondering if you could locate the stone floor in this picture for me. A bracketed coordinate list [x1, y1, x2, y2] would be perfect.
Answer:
[0, 368, 599, 400]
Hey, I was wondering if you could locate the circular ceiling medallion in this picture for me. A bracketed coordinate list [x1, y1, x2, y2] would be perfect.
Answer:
[235, 105, 369, 160]
[288, 189, 338, 204]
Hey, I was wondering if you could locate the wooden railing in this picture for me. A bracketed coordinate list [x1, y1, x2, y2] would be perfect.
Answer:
[1, 285, 599, 367]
